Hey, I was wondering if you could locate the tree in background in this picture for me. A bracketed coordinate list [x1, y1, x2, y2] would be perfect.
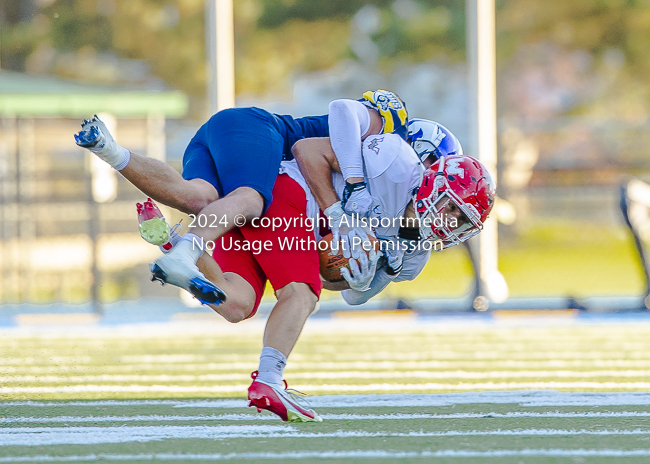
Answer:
[0, 0, 465, 116]
[1, 0, 649, 123]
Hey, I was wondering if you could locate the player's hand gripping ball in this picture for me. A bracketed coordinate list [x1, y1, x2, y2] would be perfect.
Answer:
[318, 233, 380, 282]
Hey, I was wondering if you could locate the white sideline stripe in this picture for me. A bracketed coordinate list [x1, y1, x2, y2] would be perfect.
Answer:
[6, 410, 650, 424]
[4, 449, 650, 461]
[113, 350, 650, 361]
[7, 369, 650, 382]
[7, 381, 650, 394]
[10, 359, 650, 373]
[7, 351, 650, 366]
[2, 426, 649, 446]
[0, 425, 292, 446]
[9, 391, 650, 408]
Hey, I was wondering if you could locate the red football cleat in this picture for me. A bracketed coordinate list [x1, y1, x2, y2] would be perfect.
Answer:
[247, 371, 322, 423]
[136, 198, 181, 251]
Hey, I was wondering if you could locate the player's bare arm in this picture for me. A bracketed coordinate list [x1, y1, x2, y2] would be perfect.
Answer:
[291, 138, 356, 292]
[292, 137, 341, 211]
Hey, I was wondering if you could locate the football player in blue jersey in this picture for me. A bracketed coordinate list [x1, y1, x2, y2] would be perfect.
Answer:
[75, 90, 408, 306]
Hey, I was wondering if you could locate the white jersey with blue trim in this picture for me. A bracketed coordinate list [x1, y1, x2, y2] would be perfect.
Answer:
[280, 133, 430, 301]
[332, 134, 420, 240]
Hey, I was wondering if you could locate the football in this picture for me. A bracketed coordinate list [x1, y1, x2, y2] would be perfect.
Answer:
[318, 233, 380, 282]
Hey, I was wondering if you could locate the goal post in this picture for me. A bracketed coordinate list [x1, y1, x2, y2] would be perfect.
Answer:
[205, 0, 235, 115]
[466, 0, 508, 310]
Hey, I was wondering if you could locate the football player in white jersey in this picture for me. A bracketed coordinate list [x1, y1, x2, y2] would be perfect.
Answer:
[285, 134, 418, 295]
[291, 121, 495, 303]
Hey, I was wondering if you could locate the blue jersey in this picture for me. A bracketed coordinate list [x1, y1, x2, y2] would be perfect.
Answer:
[272, 113, 329, 158]
[182, 107, 329, 213]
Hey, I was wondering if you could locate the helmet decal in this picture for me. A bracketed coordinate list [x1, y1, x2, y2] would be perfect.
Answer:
[410, 128, 424, 141]
[430, 125, 446, 146]
[407, 118, 462, 163]
[361, 90, 409, 139]
[446, 158, 465, 178]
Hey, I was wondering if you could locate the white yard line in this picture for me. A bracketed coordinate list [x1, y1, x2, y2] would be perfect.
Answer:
[7, 381, 650, 394]
[5, 369, 650, 383]
[7, 351, 650, 366]
[5, 410, 650, 424]
[1, 426, 649, 446]
[9, 359, 650, 373]
[9, 391, 650, 408]
[3, 449, 650, 461]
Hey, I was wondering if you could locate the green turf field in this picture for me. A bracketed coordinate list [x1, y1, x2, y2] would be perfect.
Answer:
[362, 221, 646, 301]
[3, 314, 650, 462]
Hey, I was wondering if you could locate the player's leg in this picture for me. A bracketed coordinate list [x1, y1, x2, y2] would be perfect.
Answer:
[262, 282, 318, 357]
[121, 153, 219, 215]
[243, 173, 322, 359]
[151, 108, 285, 304]
[75, 116, 219, 215]
[182, 108, 283, 243]
[242, 173, 323, 422]
[136, 198, 258, 320]
[247, 282, 321, 423]
[186, 185, 264, 244]
[200, 264, 257, 323]
[196, 228, 267, 323]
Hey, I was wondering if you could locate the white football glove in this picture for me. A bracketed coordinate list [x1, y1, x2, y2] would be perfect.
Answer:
[342, 181, 373, 216]
[340, 247, 379, 292]
[74, 115, 130, 170]
[324, 201, 375, 259]
[324, 201, 349, 247]
[341, 227, 375, 260]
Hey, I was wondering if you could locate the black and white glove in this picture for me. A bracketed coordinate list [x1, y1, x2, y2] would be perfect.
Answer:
[340, 247, 379, 292]
[342, 181, 373, 216]
[74, 115, 130, 170]
[383, 238, 412, 275]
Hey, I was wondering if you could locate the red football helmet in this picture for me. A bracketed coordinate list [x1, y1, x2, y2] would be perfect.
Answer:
[413, 155, 495, 249]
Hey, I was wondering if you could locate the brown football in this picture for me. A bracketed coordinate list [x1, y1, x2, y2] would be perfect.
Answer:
[318, 233, 380, 282]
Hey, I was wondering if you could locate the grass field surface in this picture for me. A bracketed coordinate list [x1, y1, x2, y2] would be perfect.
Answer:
[363, 221, 645, 301]
[2, 313, 650, 462]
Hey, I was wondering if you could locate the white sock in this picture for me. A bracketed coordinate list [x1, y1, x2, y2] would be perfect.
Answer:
[90, 144, 130, 170]
[180, 233, 205, 262]
[256, 346, 287, 386]
[112, 147, 131, 170]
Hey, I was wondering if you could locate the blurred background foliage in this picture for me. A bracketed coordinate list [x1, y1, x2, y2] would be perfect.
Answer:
[4, 0, 648, 194]
[2, 0, 648, 120]
[0, 0, 650, 118]
[0, 0, 465, 109]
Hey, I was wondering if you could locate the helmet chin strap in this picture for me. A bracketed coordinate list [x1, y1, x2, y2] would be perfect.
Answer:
[411, 156, 449, 243]
[436, 155, 446, 176]
[432, 155, 447, 194]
